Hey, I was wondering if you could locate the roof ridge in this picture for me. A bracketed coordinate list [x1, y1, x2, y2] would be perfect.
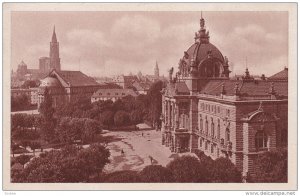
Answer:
[207, 80, 224, 94]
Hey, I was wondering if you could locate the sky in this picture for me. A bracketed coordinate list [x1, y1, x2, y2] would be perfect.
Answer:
[11, 11, 288, 77]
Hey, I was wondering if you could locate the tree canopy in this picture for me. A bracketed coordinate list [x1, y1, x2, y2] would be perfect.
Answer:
[39, 87, 56, 142]
[166, 155, 208, 182]
[250, 148, 287, 183]
[140, 165, 174, 182]
[12, 144, 110, 183]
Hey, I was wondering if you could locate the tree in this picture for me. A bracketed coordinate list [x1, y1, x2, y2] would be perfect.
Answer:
[29, 141, 41, 156]
[104, 170, 141, 182]
[15, 154, 31, 168]
[13, 144, 110, 182]
[114, 110, 130, 127]
[194, 149, 242, 182]
[140, 165, 174, 182]
[250, 148, 287, 183]
[113, 99, 125, 112]
[194, 149, 214, 179]
[77, 143, 110, 179]
[21, 80, 39, 89]
[39, 87, 56, 142]
[210, 157, 242, 182]
[99, 110, 114, 129]
[57, 117, 75, 144]
[147, 81, 163, 127]
[130, 109, 143, 124]
[11, 143, 19, 158]
[11, 94, 31, 111]
[166, 155, 208, 182]
[11, 113, 28, 132]
[82, 119, 101, 143]
[20, 140, 31, 150]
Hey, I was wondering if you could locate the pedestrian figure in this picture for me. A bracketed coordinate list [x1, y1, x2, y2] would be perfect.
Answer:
[149, 155, 153, 164]
[121, 149, 125, 155]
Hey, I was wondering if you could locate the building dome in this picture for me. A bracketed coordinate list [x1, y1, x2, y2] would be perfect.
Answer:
[177, 16, 230, 78]
[186, 42, 224, 65]
[40, 76, 61, 87]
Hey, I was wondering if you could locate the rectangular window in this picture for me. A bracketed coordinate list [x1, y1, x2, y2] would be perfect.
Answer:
[227, 109, 230, 117]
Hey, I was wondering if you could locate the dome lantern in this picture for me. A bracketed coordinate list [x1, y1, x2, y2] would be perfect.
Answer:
[194, 12, 210, 44]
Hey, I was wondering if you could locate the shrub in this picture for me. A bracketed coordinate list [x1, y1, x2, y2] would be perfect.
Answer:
[140, 165, 174, 182]
[114, 110, 131, 127]
[166, 155, 208, 182]
[104, 170, 141, 183]
[250, 148, 287, 183]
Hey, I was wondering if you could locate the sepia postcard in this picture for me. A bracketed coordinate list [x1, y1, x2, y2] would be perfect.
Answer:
[2, 2, 298, 191]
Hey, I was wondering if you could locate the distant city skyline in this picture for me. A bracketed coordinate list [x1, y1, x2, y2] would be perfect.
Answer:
[11, 11, 288, 77]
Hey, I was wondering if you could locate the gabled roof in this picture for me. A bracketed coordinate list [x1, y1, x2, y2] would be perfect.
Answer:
[268, 68, 288, 81]
[50, 70, 99, 87]
[132, 81, 151, 91]
[175, 82, 190, 95]
[164, 81, 190, 96]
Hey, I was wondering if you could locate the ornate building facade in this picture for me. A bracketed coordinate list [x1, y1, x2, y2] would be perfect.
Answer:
[161, 16, 288, 178]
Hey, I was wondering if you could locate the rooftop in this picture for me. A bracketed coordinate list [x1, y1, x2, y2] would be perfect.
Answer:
[268, 68, 288, 81]
[92, 88, 138, 98]
[51, 70, 100, 87]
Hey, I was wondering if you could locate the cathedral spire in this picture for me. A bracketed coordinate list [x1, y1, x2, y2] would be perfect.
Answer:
[49, 25, 61, 70]
[52, 25, 57, 43]
[154, 60, 159, 78]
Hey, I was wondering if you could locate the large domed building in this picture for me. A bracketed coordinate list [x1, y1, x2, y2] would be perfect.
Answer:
[177, 17, 230, 79]
[36, 27, 113, 109]
[37, 69, 103, 108]
[161, 15, 288, 179]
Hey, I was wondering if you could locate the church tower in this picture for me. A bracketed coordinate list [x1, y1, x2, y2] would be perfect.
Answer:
[49, 26, 61, 71]
[154, 61, 159, 78]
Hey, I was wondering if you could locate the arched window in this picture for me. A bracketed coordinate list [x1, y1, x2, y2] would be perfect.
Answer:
[199, 138, 202, 147]
[211, 120, 215, 138]
[205, 119, 208, 135]
[217, 119, 220, 139]
[255, 131, 268, 149]
[200, 116, 203, 131]
[225, 128, 230, 142]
